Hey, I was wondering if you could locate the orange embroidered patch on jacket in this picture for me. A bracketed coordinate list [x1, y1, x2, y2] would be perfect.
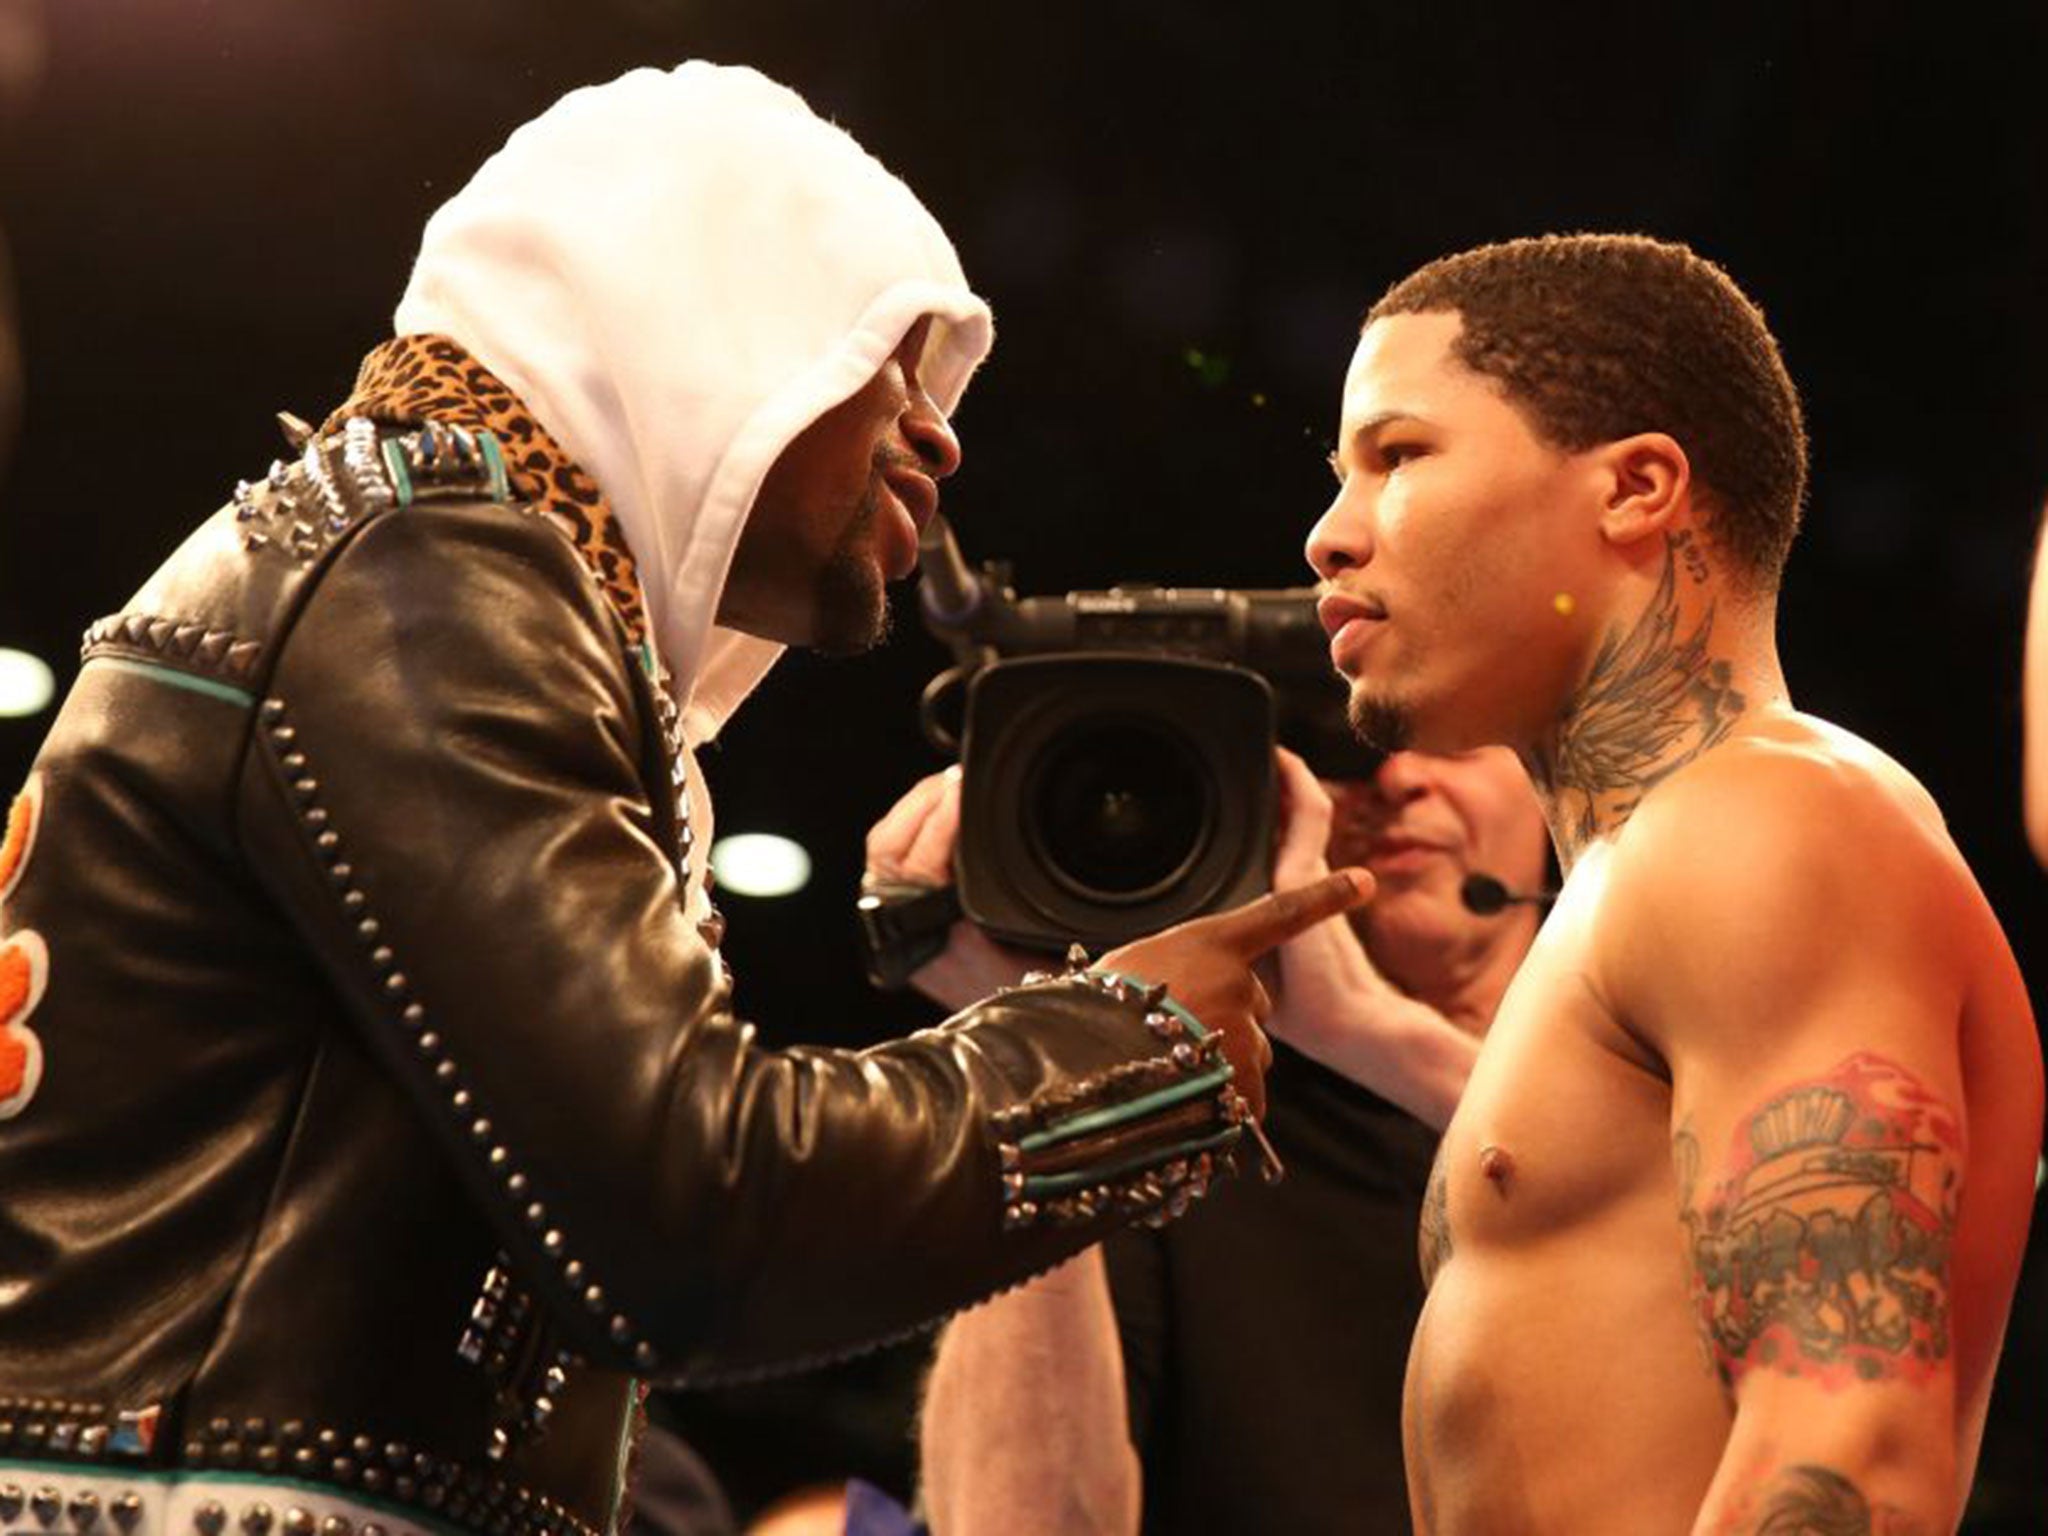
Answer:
[0, 774, 47, 1118]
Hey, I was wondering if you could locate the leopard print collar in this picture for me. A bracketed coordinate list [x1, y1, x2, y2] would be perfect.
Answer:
[323, 335, 650, 649]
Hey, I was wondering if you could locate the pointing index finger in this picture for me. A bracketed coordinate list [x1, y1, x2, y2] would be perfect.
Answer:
[1210, 867, 1374, 959]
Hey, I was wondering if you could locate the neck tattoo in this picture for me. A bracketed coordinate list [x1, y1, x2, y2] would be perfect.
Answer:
[1532, 544, 1747, 865]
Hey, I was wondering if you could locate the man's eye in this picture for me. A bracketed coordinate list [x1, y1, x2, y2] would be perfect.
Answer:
[1381, 442, 1422, 469]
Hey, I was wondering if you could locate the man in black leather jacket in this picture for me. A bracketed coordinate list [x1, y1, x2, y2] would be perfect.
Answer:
[0, 62, 1364, 1536]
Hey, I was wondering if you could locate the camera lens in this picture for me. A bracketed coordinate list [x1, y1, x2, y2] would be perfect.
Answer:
[1025, 717, 1214, 904]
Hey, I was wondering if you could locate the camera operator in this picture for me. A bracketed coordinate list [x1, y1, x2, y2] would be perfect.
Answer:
[894, 745, 1547, 1534]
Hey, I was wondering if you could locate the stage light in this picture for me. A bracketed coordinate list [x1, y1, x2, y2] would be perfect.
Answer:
[709, 832, 812, 899]
[0, 647, 53, 718]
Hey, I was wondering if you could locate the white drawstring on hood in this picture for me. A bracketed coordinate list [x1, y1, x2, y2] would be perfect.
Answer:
[392, 61, 994, 746]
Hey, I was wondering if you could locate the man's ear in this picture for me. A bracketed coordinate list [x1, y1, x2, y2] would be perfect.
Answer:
[1594, 432, 1690, 549]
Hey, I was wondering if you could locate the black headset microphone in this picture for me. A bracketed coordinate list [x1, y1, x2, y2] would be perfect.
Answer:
[1459, 872, 1558, 917]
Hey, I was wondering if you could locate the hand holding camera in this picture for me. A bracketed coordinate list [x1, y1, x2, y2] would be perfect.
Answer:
[863, 766, 1038, 1012]
[864, 757, 1374, 1121]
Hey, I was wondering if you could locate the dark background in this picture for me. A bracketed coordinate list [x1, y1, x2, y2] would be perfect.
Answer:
[1, 1, 2044, 1528]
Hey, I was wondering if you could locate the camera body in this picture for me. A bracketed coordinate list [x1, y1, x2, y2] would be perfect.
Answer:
[902, 519, 1375, 957]
[955, 653, 1277, 951]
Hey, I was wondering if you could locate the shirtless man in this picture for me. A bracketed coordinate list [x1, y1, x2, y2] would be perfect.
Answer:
[1308, 233, 2041, 1534]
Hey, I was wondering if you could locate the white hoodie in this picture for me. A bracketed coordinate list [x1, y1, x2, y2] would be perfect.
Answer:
[392, 61, 994, 748]
[390, 62, 993, 923]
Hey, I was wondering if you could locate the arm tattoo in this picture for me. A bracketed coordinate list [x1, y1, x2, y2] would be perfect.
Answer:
[1672, 1122, 1722, 1381]
[1726, 1463, 1929, 1535]
[1678, 1052, 1961, 1391]
[1540, 543, 1746, 857]
[1419, 1147, 1452, 1287]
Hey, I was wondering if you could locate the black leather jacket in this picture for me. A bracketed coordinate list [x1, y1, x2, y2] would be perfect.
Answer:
[0, 420, 1243, 1536]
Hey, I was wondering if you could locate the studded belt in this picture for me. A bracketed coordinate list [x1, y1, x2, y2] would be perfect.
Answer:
[0, 1465, 459, 1536]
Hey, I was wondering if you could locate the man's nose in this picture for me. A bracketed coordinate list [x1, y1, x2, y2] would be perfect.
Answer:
[1371, 750, 1432, 806]
[1305, 489, 1371, 580]
[904, 391, 963, 480]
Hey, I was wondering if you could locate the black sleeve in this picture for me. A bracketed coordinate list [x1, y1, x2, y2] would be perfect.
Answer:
[238, 498, 1246, 1384]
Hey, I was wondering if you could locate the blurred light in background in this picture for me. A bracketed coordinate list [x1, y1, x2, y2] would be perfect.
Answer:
[709, 832, 813, 899]
[0, 647, 52, 718]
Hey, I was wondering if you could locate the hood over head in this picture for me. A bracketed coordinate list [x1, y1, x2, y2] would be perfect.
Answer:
[394, 62, 993, 743]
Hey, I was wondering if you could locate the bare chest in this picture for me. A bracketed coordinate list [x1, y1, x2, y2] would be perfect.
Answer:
[1421, 901, 1676, 1287]
[1403, 901, 1735, 1533]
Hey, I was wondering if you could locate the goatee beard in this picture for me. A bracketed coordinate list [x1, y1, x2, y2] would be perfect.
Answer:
[811, 487, 891, 656]
[1348, 691, 1413, 755]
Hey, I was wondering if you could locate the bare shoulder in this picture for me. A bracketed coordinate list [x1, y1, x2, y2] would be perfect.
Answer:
[1609, 709, 1965, 915]
[1591, 711, 1992, 1055]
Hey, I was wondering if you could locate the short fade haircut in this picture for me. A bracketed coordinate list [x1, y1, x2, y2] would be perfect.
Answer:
[1367, 233, 1807, 593]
